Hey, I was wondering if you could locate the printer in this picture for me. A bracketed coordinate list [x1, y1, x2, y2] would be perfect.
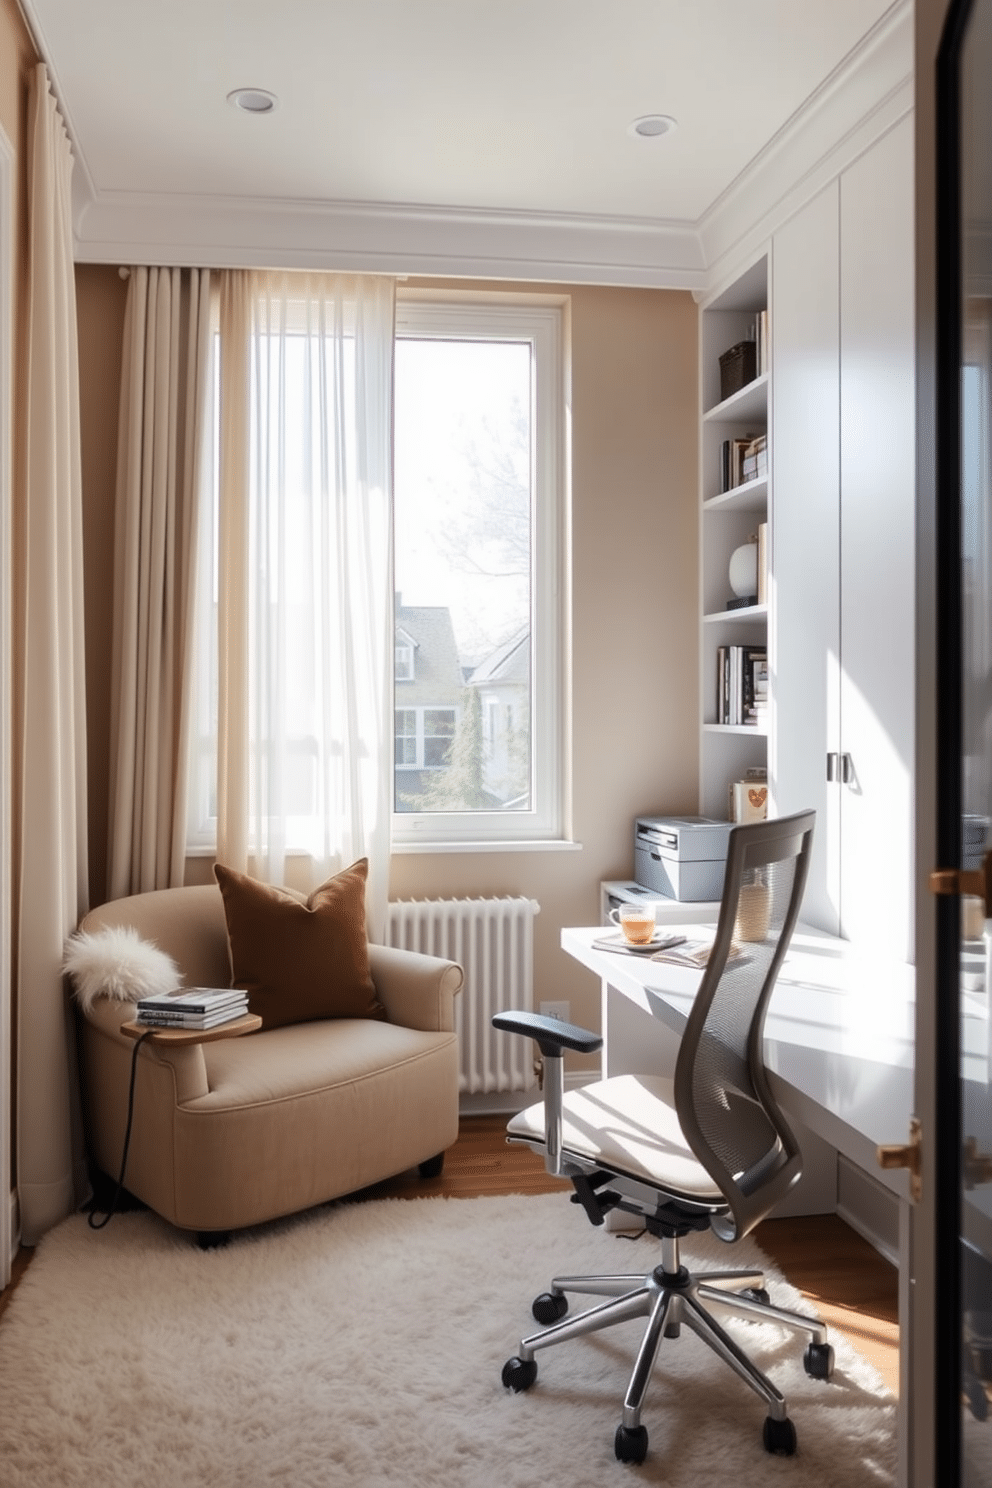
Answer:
[634, 815, 733, 902]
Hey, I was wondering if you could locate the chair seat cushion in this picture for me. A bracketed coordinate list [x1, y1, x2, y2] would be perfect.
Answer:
[193, 1018, 452, 1111]
[508, 1074, 724, 1202]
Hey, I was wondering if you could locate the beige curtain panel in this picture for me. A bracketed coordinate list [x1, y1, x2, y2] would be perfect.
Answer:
[209, 270, 396, 932]
[107, 265, 213, 898]
[16, 64, 89, 1245]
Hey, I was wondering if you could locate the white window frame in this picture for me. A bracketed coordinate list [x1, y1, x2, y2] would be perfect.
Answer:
[391, 296, 566, 849]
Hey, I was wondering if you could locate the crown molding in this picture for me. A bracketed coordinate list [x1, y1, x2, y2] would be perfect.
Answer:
[697, 0, 912, 288]
[71, 190, 707, 290]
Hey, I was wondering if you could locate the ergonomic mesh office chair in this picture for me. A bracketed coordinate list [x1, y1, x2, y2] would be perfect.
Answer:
[494, 810, 832, 1466]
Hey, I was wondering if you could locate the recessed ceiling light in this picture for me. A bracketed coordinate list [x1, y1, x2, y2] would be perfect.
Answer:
[227, 88, 279, 115]
[628, 114, 678, 139]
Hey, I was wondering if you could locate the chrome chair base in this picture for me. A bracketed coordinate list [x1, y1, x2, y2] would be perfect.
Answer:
[502, 1233, 833, 1464]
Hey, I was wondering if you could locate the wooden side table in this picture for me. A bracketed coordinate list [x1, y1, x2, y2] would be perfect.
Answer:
[119, 1013, 262, 1045]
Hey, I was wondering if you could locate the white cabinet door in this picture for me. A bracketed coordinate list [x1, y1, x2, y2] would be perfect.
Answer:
[838, 114, 916, 962]
[772, 116, 915, 959]
[772, 179, 842, 935]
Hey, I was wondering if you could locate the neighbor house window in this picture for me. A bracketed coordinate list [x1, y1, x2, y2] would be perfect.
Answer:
[395, 635, 415, 681]
[394, 705, 458, 770]
[391, 298, 565, 846]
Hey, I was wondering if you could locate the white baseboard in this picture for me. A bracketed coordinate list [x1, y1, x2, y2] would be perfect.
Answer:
[835, 1155, 900, 1267]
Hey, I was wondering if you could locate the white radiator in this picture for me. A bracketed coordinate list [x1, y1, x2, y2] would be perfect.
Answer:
[386, 896, 540, 1095]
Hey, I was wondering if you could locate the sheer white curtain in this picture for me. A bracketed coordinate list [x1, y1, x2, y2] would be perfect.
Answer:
[16, 65, 89, 1243]
[108, 266, 213, 898]
[204, 270, 395, 933]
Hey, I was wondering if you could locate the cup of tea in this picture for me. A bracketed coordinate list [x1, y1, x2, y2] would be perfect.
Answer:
[609, 904, 657, 945]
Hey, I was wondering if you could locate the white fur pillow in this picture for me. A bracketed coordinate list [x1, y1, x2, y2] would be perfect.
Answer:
[63, 926, 182, 1015]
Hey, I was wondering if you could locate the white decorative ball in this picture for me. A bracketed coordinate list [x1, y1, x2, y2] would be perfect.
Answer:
[728, 542, 758, 599]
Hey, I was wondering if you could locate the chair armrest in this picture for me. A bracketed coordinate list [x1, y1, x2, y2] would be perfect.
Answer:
[79, 997, 210, 1104]
[368, 943, 463, 1033]
[493, 1010, 601, 1181]
[492, 1010, 602, 1058]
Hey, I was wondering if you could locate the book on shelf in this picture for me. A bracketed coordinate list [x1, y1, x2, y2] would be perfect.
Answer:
[731, 436, 753, 489]
[136, 986, 248, 1016]
[741, 435, 767, 482]
[745, 313, 769, 377]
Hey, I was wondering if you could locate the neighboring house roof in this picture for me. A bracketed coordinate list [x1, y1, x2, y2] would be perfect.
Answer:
[395, 605, 464, 707]
[468, 626, 529, 687]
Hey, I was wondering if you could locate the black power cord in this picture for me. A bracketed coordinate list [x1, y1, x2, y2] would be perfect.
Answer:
[87, 1029, 152, 1230]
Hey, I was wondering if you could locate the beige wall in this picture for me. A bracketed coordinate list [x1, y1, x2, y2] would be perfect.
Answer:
[74, 271, 700, 1045]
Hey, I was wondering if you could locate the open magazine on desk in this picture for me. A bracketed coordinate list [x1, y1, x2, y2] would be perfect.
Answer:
[591, 931, 743, 966]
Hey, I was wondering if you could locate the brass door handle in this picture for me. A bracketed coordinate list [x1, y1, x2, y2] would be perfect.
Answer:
[877, 1116, 922, 1203]
[930, 849, 992, 917]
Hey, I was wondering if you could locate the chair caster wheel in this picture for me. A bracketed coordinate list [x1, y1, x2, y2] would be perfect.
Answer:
[501, 1356, 537, 1392]
[763, 1416, 797, 1456]
[532, 1290, 568, 1325]
[740, 1286, 770, 1306]
[803, 1341, 835, 1380]
[614, 1424, 648, 1465]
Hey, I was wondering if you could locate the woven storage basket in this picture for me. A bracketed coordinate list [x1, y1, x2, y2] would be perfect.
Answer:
[719, 340, 757, 401]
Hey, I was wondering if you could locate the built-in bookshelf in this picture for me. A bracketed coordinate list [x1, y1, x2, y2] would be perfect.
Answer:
[698, 254, 770, 822]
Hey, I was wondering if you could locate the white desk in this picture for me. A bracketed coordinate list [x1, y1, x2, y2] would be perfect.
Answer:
[561, 923, 916, 1214]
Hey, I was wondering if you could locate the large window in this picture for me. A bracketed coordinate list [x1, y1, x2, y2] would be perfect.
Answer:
[186, 291, 565, 856]
[391, 299, 565, 846]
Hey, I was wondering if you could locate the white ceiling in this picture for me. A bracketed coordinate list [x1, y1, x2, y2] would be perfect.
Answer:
[21, 0, 905, 282]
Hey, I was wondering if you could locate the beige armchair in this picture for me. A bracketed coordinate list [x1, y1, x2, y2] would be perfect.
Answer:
[76, 885, 463, 1239]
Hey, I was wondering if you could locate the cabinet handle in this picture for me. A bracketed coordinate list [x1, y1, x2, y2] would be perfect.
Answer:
[826, 753, 838, 782]
[841, 752, 854, 785]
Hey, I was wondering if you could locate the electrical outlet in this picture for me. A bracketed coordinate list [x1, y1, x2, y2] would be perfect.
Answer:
[540, 1000, 570, 1023]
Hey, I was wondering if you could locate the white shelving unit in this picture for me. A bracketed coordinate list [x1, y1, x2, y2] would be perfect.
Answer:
[698, 255, 770, 822]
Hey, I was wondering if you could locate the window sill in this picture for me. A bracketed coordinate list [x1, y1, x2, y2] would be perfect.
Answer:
[187, 839, 583, 858]
[390, 838, 583, 855]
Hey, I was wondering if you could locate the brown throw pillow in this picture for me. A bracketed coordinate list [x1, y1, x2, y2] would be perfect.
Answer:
[213, 859, 385, 1030]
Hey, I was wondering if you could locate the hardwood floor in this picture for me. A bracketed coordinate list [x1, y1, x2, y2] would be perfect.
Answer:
[0, 1113, 900, 1397]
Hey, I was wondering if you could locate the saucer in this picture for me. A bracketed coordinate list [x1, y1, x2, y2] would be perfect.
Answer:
[597, 931, 674, 955]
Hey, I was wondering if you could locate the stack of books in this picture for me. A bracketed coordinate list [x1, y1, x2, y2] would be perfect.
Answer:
[716, 644, 767, 726]
[134, 987, 249, 1030]
[719, 433, 769, 493]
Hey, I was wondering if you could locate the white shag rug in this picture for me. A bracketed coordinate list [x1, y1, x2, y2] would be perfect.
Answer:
[0, 1192, 895, 1487]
